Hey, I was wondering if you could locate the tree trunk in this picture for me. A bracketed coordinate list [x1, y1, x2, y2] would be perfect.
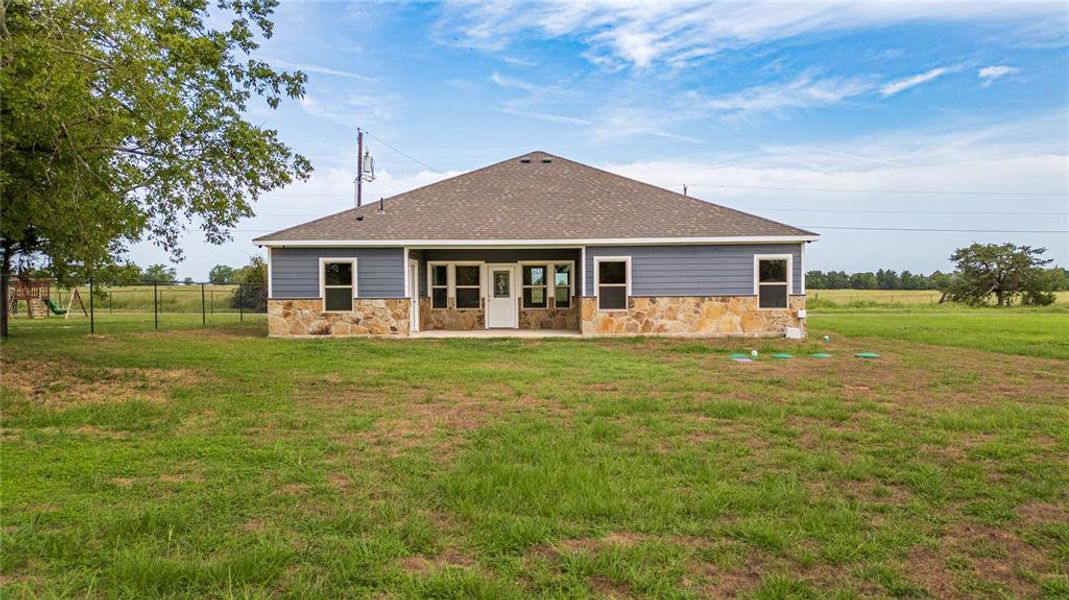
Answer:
[1, 243, 11, 338]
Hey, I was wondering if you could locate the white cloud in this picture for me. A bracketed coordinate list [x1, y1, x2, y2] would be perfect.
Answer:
[879, 66, 960, 96]
[490, 71, 540, 93]
[499, 107, 593, 126]
[439, 1, 1067, 69]
[978, 65, 1020, 82]
[699, 75, 876, 116]
[264, 58, 374, 81]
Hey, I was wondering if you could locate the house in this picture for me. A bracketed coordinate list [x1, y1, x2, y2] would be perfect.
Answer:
[254, 151, 818, 337]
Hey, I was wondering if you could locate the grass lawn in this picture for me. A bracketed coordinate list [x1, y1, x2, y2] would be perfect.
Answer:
[2, 316, 1068, 598]
[810, 311, 1069, 360]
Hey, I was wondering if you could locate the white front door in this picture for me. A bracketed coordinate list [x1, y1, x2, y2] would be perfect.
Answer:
[408, 259, 420, 332]
[486, 264, 517, 328]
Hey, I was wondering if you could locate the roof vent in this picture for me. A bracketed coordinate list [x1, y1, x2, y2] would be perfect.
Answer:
[356, 215, 364, 221]
[519, 156, 531, 163]
[541, 157, 552, 163]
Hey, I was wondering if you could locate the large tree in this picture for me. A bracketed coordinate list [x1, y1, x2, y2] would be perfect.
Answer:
[0, 0, 312, 335]
[945, 243, 1056, 306]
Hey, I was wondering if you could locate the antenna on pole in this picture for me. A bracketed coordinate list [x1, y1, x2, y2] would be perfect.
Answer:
[354, 128, 376, 208]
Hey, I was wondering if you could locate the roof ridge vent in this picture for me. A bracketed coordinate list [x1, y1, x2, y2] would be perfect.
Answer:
[519, 156, 532, 163]
[541, 157, 552, 163]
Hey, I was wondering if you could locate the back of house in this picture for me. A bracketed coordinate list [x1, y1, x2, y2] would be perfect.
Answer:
[253, 151, 817, 337]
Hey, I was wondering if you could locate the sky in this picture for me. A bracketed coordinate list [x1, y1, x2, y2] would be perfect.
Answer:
[130, 0, 1069, 279]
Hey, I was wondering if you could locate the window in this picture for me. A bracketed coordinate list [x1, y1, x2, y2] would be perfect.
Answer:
[522, 265, 547, 308]
[596, 257, 629, 310]
[431, 264, 448, 309]
[321, 259, 355, 311]
[455, 265, 481, 309]
[428, 262, 482, 310]
[756, 256, 790, 309]
[553, 264, 572, 308]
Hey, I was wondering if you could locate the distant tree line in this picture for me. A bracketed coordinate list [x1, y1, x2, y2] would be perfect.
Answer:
[807, 269, 955, 291]
[809, 244, 1067, 306]
[808, 266, 1068, 292]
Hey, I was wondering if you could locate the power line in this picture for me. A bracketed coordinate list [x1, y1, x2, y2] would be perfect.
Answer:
[364, 131, 440, 172]
[746, 207, 1069, 216]
[801, 225, 1069, 233]
[685, 183, 1069, 197]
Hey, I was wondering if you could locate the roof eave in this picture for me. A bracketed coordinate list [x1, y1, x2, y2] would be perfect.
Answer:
[254, 234, 819, 248]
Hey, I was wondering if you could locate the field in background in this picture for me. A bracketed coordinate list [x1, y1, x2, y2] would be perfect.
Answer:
[809, 289, 1069, 308]
[45, 284, 242, 313]
[2, 304, 1067, 598]
[6, 283, 265, 336]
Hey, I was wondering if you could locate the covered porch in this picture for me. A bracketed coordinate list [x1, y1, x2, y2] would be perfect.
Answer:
[407, 247, 582, 333]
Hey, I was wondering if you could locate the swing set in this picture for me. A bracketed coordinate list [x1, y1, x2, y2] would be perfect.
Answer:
[7, 275, 88, 319]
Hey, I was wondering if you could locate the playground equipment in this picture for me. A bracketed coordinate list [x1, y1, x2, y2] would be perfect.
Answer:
[7, 276, 88, 319]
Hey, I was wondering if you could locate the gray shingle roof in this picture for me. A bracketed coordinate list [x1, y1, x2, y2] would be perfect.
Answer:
[254, 151, 817, 243]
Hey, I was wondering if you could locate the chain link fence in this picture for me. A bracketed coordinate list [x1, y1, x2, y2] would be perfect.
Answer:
[2, 277, 266, 337]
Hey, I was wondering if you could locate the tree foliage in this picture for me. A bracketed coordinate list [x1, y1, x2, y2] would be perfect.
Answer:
[140, 263, 177, 284]
[208, 264, 236, 284]
[229, 256, 266, 311]
[0, 0, 312, 283]
[945, 243, 1056, 306]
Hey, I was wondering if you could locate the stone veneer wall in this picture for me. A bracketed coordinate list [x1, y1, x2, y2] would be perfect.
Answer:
[420, 300, 485, 331]
[579, 295, 805, 337]
[268, 298, 410, 337]
[519, 297, 579, 330]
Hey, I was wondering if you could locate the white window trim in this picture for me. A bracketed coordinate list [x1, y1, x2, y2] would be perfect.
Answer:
[319, 257, 358, 312]
[580, 247, 587, 296]
[427, 261, 450, 310]
[266, 246, 273, 299]
[594, 256, 631, 312]
[517, 260, 576, 309]
[427, 261, 485, 311]
[551, 261, 576, 308]
[753, 253, 793, 310]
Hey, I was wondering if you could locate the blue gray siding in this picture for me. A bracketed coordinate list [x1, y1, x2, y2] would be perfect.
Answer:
[271, 247, 405, 298]
[584, 244, 804, 297]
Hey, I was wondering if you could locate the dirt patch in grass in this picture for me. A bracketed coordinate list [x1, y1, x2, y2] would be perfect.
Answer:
[688, 549, 772, 599]
[277, 483, 309, 496]
[904, 521, 1051, 599]
[1015, 501, 1068, 525]
[589, 575, 632, 598]
[34, 425, 133, 440]
[0, 359, 203, 407]
[395, 547, 477, 575]
[327, 472, 351, 491]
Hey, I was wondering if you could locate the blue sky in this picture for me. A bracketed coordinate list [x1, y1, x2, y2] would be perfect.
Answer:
[133, 1, 1069, 278]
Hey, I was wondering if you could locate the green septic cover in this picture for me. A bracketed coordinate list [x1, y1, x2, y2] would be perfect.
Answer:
[771, 353, 793, 359]
[855, 352, 881, 359]
[810, 353, 833, 359]
[729, 353, 750, 359]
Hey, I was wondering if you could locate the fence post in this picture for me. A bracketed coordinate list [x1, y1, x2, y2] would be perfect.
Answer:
[89, 278, 95, 334]
[201, 283, 206, 325]
[239, 284, 244, 322]
[153, 280, 159, 330]
[109, 291, 113, 314]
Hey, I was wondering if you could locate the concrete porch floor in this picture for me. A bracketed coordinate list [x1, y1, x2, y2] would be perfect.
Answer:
[410, 329, 581, 339]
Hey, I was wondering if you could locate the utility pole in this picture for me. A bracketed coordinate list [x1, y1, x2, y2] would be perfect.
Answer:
[355, 128, 364, 208]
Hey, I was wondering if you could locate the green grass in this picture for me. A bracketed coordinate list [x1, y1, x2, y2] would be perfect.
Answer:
[811, 311, 1069, 359]
[2, 316, 1068, 598]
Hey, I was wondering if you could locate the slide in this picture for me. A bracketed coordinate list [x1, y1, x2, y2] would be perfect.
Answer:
[45, 299, 68, 315]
